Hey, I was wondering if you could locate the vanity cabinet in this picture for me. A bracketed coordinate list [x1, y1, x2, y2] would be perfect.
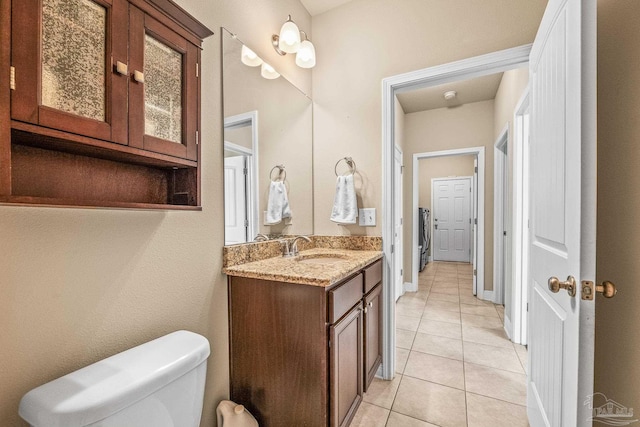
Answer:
[227, 258, 383, 427]
[1, 0, 212, 208]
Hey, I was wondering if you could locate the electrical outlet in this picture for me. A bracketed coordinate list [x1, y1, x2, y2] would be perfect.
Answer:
[359, 208, 376, 226]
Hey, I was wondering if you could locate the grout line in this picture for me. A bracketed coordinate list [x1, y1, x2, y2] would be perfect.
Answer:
[465, 390, 527, 408]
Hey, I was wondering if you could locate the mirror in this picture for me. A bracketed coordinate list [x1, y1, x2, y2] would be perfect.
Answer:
[222, 28, 313, 245]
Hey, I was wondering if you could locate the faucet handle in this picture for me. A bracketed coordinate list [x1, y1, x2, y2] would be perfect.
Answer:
[281, 239, 292, 257]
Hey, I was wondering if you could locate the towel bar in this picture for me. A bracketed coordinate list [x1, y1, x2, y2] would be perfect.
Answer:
[334, 157, 357, 176]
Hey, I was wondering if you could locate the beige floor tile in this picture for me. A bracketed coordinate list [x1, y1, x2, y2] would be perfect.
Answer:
[422, 307, 461, 324]
[350, 401, 390, 427]
[428, 292, 460, 303]
[396, 329, 416, 349]
[515, 344, 528, 373]
[460, 304, 500, 318]
[397, 315, 420, 332]
[418, 319, 462, 339]
[412, 332, 463, 360]
[364, 376, 402, 409]
[433, 277, 459, 285]
[397, 301, 426, 318]
[459, 288, 476, 297]
[392, 376, 467, 427]
[385, 411, 438, 427]
[461, 313, 503, 330]
[466, 393, 528, 427]
[431, 286, 460, 296]
[404, 351, 465, 389]
[458, 282, 473, 290]
[462, 325, 512, 348]
[432, 282, 459, 291]
[464, 363, 527, 405]
[396, 347, 409, 374]
[425, 300, 460, 313]
[463, 342, 525, 374]
[459, 295, 493, 306]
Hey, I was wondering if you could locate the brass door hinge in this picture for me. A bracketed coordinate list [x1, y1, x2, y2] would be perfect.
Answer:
[10, 66, 16, 90]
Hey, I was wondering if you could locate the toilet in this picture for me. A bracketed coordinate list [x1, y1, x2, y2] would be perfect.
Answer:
[19, 330, 210, 427]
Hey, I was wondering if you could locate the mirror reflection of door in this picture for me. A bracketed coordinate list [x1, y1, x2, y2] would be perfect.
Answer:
[224, 153, 248, 245]
[432, 177, 472, 262]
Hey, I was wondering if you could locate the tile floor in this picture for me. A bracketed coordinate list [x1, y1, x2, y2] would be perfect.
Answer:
[351, 261, 529, 427]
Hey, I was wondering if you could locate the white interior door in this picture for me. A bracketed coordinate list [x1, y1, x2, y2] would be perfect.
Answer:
[224, 155, 248, 245]
[527, 0, 596, 425]
[472, 158, 478, 295]
[433, 177, 471, 263]
[394, 146, 404, 301]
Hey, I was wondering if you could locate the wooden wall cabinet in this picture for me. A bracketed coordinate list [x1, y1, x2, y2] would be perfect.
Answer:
[228, 258, 384, 427]
[0, 0, 212, 209]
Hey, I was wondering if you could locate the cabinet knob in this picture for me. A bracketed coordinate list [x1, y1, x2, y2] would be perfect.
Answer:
[133, 70, 145, 83]
[115, 61, 128, 76]
[368, 302, 373, 308]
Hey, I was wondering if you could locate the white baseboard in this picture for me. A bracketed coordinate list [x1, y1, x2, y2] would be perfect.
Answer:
[404, 281, 418, 292]
[503, 314, 512, 340]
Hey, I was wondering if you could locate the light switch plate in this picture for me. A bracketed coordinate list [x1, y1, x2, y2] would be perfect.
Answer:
[359, 208, 376, 226]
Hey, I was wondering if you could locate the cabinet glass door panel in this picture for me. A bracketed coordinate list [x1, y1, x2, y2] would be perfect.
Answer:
[41, 0, 106, 121]
[144, 34, 183, 144]
[11, 0, 128, 144]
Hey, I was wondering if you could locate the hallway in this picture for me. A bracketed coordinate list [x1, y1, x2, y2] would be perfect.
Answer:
[351, 261, 529, 427]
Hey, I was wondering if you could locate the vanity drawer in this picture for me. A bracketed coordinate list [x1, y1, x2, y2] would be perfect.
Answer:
[363, 259, 382, 294]
[328, 274, 363, 324]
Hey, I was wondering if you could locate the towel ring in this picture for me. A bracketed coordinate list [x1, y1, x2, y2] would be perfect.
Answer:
[269, 165, 286, 182]
[334, 157, 357, 176]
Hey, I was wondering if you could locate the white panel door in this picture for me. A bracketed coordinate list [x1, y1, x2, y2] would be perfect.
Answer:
[433, 178, 471, 263]
[224, 155, 248, 245]
[527, 0, 596, 426]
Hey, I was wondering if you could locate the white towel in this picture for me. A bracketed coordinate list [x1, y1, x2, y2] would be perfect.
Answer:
[330, 174, 358, 224]
[265, 181, 291, 225]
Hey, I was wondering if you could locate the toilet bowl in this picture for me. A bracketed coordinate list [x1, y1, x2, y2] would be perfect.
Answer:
[19, 330, 210, 427]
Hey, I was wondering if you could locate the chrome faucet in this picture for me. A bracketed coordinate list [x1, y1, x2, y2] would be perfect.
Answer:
[254, 233, 269, 242]
[282, 235, 312, 257]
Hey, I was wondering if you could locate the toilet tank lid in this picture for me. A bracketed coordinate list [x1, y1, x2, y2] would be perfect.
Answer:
[19, 330, 210, 427]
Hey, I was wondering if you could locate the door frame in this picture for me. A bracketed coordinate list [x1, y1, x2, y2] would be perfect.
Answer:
[382, 44, 531, 380]
[223, 143, 250, 244]
[431, 176, 474, 264]
[512, 89, 530, 345]
[493, 125, 509, 307]
[394, 145, 404, 301]
[224, 111, 259, 242]
[413, 149, 483, 295]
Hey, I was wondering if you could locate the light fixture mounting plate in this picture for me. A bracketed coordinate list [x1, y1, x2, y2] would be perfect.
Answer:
[272, 34, 286, 56]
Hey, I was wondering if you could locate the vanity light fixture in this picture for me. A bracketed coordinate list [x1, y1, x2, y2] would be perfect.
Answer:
[261, 62, 280, 79]
[272, 15, 316, 69]
[241, 45, 263, 67]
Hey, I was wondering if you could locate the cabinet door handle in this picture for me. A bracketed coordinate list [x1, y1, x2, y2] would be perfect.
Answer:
[368, 302, 373, 308]
[115, 61, 128, 76]
[133, 70, 145, 83]
[363, 307, 368, 314]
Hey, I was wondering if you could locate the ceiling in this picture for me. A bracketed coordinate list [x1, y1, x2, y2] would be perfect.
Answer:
[396, 73, 504, 114]
[300, 0, 354, 16]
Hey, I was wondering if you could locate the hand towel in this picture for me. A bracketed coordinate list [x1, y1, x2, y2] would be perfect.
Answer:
[265, 181, 291, 225]
[330, 174, 358, 224]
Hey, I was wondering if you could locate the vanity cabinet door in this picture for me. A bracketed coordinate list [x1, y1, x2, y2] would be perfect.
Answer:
[363, 282, 383, 392]
[11, 0, 128, 144]
[128, 6, 199, 160]
[330, 303, 363, 427]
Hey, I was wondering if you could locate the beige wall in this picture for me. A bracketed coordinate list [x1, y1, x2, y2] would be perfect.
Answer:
[0, 1, 312, 426]
[402, 100, 494, 286]
[492, 67, 528, 316]
[311, 0, 547, 236]
[595, 0, 640, 412]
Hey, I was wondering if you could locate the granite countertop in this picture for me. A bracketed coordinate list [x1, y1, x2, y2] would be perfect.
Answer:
[223, 248, 383, 287]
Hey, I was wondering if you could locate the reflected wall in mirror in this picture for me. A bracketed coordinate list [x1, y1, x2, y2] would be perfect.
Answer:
[222, 28, 313, 245]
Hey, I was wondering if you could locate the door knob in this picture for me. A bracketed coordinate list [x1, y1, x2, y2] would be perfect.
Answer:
[548, 276, 577, 297]
[581, 280, 617, 300]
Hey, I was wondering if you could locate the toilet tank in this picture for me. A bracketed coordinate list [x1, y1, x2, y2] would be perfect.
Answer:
[19, 330, 210, 427]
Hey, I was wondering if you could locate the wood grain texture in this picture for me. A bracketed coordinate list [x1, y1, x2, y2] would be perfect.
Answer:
[328, 273, 364, 323]
[363, 259, 382, 294]
[0, 0, 10, 195]
[229, 277, 329, 427]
